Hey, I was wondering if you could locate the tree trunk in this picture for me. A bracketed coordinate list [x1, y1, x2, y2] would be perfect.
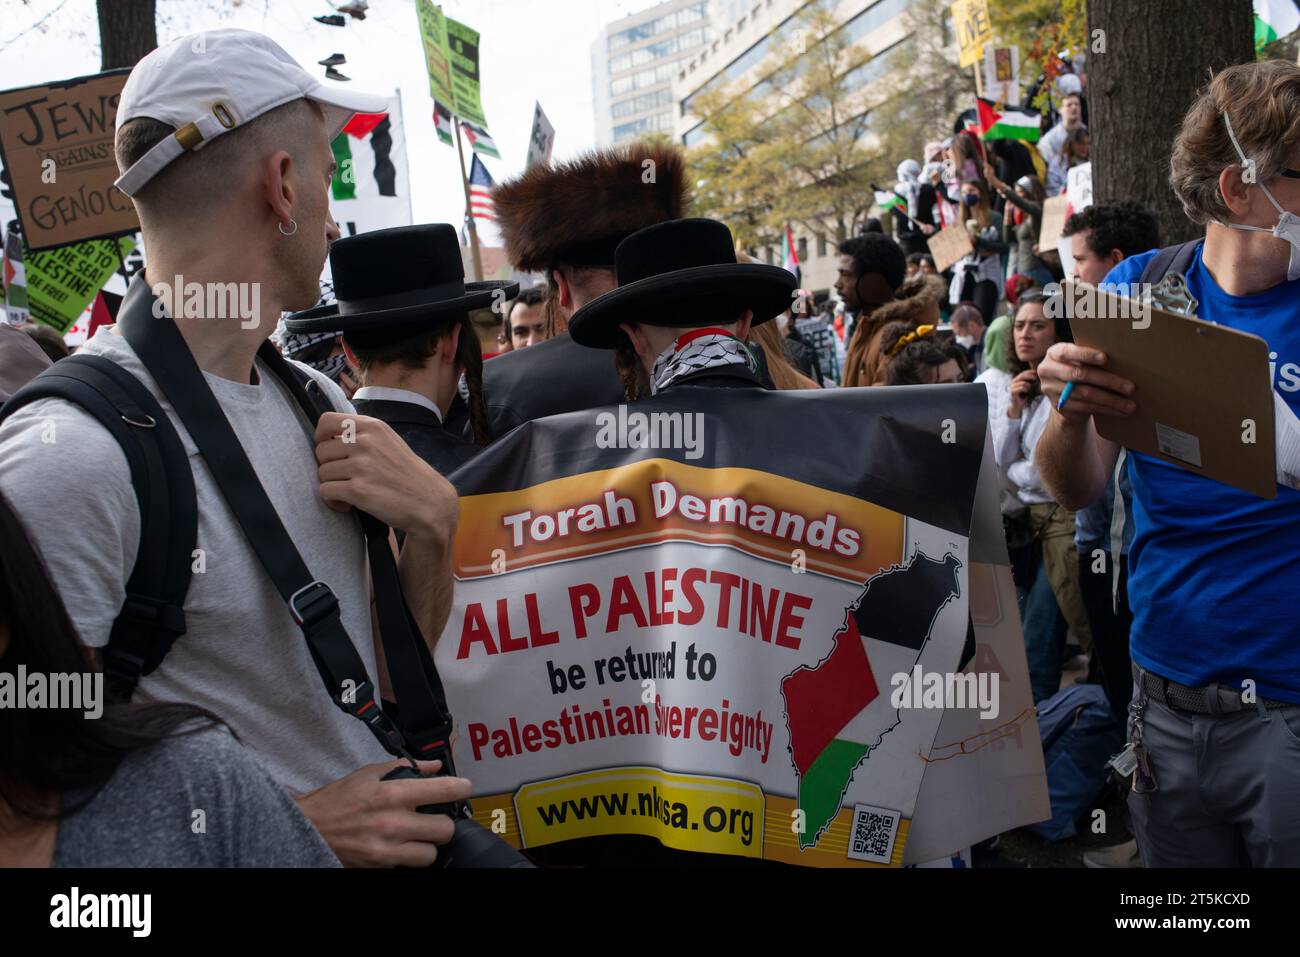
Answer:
[1087, 0, 1255, 245]
[98, 0, 157, 71]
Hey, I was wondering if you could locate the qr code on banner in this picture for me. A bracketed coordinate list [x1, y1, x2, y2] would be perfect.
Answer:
[846, 803, 900, 864]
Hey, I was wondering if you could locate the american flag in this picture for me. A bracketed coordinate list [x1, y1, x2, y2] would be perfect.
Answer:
[468, 154, 495, 223]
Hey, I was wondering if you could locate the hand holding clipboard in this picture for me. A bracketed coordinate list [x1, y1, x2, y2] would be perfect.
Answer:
[1037, 280, 1277, 499]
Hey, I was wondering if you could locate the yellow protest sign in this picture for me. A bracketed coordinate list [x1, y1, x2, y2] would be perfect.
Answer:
[950, 0, 994, 68]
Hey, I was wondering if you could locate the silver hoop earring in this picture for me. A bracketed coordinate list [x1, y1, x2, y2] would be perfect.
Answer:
[278, 219, 298, 237]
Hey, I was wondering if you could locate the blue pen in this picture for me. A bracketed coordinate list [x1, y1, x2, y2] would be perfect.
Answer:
[1057, 381, 1075, 411]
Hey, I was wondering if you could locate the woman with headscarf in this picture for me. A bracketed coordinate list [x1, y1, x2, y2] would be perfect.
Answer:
[891, 159, 928, 255]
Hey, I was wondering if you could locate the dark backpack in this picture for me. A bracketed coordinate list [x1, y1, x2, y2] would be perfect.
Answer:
[0, 350, 328, 699]
[1026, 683, 1126, 842]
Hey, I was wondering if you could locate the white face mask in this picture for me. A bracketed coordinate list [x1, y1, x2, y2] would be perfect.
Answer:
[1221, 111, 1300, 280]
[956, 334, 977, 349]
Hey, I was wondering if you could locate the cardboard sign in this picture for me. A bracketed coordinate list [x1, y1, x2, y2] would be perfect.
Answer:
[950, 0, 993, 68]
[982, 46, 1021, 106]
[1037, 194, 1071, 253]
[927, 223, 974, 273]
[0, 70, 137, 252]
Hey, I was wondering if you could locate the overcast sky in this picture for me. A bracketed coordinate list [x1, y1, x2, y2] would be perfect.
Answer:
[0, 0, 666, 231]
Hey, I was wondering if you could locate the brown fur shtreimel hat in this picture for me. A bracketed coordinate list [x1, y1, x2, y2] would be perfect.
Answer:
[492, 140, 690, 273]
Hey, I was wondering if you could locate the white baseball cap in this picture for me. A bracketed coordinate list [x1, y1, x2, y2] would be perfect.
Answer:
[114, 29, 387, 197]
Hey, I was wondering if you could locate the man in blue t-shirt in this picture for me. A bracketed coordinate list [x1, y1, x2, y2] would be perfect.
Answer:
[1035, 59, 1300, 868]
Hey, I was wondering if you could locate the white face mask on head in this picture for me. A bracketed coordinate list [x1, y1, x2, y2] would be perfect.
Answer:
[1220, 110, 1300, 281]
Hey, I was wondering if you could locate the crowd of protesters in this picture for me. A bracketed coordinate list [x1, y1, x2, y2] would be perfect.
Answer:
[0, 29, 1297, 873]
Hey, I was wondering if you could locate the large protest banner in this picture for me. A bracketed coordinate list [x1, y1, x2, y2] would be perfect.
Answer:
[437, 385, 1044, 866]
[0, 70, 137, 252]
[903, 431, 1049, 862]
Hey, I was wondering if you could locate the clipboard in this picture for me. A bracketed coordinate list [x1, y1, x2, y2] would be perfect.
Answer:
[1061, 279, 1277, 499]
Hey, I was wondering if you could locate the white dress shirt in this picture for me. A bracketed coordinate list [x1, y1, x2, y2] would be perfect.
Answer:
[351, 386, 443, 422]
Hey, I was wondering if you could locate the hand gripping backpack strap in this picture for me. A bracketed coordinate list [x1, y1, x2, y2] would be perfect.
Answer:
[114, 284, 411, 760]
[261, 346, 457, 763]
[0, 354, 196, 699]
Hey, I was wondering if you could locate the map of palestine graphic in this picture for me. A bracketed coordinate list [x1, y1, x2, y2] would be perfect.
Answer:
[780, 551, 962, 848]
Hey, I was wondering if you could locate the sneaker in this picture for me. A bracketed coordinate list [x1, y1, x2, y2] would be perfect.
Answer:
[314, 14, 346, 27]
[1083, 838, 1142, 868]
[318, 53, 346, 67]
[324, 66, 352, 82]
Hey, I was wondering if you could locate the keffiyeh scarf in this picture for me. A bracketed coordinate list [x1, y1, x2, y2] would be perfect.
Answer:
[650, 327, 757, 395]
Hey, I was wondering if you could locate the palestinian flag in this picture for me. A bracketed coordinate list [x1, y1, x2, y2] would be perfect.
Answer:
[332, 110, 397, 202]
[1255, 0, 1300, 46]
[435, 100, 454, 147]
[975, 97, 1041, 143]
[327, 94, 413, 241]
[783, 225, 800, 283]
[461, 120, 501, 159]
[781, 552, 962, 849]
[874, 190, 905, 212]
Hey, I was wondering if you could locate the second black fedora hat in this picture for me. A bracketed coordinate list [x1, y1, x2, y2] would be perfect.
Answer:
[567, 218, 797, 350]
[285, 223, 518, 334]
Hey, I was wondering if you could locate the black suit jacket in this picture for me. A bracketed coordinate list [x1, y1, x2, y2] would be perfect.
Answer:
[352, 397, 479, 476]
[477, 333, 626, 438]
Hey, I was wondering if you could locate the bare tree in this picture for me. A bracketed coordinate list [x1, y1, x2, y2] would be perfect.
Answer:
[98, 0, 157, 70]
[1087, 0, 1255, 244]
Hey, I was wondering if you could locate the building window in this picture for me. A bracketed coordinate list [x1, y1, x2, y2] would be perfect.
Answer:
[797, 236, 808, 261]
[611, 87, 675, 119]
[612, 111, 675, 142]
[817, 233, 827, 257]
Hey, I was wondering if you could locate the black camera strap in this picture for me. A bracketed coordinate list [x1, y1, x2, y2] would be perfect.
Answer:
[116, 279, 455, 768]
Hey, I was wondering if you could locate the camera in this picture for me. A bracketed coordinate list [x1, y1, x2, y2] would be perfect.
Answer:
[381, 763, 534, 869]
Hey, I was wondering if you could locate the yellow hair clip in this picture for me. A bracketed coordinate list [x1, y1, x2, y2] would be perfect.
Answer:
[887, 324, 936, 358]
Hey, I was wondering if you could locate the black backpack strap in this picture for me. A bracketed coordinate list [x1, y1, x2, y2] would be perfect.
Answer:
[115, 279, 453, 767]
[262, 347, 458, 760]
[0, 354, 196, 698]
[1139, 240, 1201, 286]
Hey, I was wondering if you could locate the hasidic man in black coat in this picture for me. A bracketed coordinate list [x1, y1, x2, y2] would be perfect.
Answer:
[285, 224, 516, 476]
[570, 217, 796, 397]
[466, 140, 690, 437]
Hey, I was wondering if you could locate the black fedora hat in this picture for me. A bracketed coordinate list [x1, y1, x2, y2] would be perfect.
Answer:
[568, 218, 797, 349]
[284, 223, 517, 334]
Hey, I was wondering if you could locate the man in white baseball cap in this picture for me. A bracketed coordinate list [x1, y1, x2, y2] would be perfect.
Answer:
[0, 30, 472, 867]
[114, 29, 386, 197]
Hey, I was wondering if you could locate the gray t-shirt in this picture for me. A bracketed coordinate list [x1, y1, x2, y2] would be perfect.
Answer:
[0, 328, 392, 795]
[55, 725, 340, 867]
